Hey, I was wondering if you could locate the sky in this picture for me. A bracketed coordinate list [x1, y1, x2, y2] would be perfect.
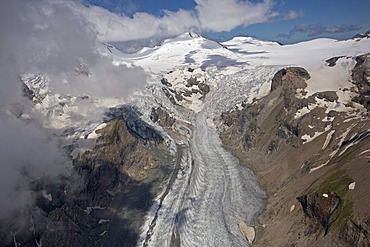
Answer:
[84, 0, 370, 44]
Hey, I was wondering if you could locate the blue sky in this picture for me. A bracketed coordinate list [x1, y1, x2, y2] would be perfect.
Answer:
[85, 0, 370, 44]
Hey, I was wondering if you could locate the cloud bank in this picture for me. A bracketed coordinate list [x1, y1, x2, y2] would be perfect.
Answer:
[278, 23, 361, 39]
[78, 0, 280, 42]
[0, 0, 147, 221]
[195, 0, 277, 32]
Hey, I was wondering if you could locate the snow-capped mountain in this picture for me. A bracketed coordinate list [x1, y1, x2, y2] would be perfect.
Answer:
[4, 32, 370, 247]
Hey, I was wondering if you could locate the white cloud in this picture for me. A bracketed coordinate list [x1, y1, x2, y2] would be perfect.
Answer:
[195, 0, 277, 32]
[0, 0, 147, 224]
[74, 4, 200, 42]
[284, 10, 304, 20]
[77, 0, 278, 42]
[278, 23, 361, 39]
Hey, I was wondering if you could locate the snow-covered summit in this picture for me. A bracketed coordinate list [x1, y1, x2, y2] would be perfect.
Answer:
[163, 31, 202, 43]
[224, 36, 281, 47]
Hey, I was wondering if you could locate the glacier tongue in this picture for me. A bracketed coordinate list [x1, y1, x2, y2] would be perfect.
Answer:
[179, 112, 265, 246]
[138, 112, 265, 247]
[137, 67, 274, 247]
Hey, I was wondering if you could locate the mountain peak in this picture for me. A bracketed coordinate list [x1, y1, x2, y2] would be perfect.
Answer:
[170, 31, 203, 42]
[352, 30, 370, 39]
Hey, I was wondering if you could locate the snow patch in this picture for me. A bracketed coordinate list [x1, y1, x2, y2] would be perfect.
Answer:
[348, 182, 355, 190]
[360, 149, 370, 155]
[86, 123, 107, 139]
[309, 160, 330, 173]
[322, 130, 335, 150]
[98, 219, 110, 224]
[206, 117, 216, 129]
[302, 125, 331, 144]
[42, 190, 52, 201]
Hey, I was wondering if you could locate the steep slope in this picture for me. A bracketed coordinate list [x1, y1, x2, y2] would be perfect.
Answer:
[220, 54, 370, 246]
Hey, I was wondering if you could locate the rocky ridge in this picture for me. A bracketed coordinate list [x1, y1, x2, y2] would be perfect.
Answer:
[1, 106, 174, 247]
[219, 54, 370, 246]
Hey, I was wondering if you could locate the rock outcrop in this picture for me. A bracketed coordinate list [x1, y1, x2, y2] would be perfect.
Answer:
[1, 113, 171, 247]
[220, 61, 370, 246]
[351, 53, 370, 110]
[238, 221, 256, 244]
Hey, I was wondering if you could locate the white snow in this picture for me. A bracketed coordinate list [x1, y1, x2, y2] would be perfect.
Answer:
[302, 125, 331, 144]
[322, 130, 335, 150]
[294, 106, 312, 119]
[98, 219, 110, 224]
[309, 161, 330, 173]
[42, 190, 52, 201]
[360, 149, 370, 155]
[304, 57, 355, 98]
[348, 182, 356, 190]
[330, 124, 355, 157]
[86, 123, 107, 139]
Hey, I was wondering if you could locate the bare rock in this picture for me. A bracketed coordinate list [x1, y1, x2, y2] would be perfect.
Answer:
[150, 107, 175, 128]
[351, 53, 370, 110]
[238, 220, 256, 244]
[326, 56, 345, 67]
[313, 91, 339, 102]
[198, 82, 210, 95]
[271, 67, 310, 92]
[297, 192, 341, 236]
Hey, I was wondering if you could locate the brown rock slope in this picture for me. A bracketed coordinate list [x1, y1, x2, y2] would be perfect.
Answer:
[220, 58, 370, 247]
[0, 111, 172, 247]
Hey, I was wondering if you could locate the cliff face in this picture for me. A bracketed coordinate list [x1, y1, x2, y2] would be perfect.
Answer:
[220, 56, 370, 246]
[0, 114, 172, 247]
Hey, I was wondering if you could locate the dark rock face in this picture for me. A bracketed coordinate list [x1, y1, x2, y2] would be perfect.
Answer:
[150, 107, 175, 128]
[186, 77, 199, 87]
[161, 78, 173, 87]
[351, 53, 370, 110]
[1, 114, 167, 247]
[39, 118, 164, 247]
[338, 219, 370, 246]
[352, 30, 370, 39]
[198, 83, 210, 95]
[326, 56, 345, 67]
[107, 106, 164, 145]
[21, 81, 36, 101]
[162, 87, 177, 104]
[40, 202, 99, 247]
[221, 67, 311, 155]
[313, 91, 339, 102]
[271, 68, 287, 92]
[297, 193, 341, 235]
[271, 67, 310, 92]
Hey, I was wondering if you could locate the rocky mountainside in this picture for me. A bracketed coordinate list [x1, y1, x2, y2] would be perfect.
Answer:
[1, 31, 369, 247]
[220, 54, 370, 246]
[0, 105, 174, 246]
